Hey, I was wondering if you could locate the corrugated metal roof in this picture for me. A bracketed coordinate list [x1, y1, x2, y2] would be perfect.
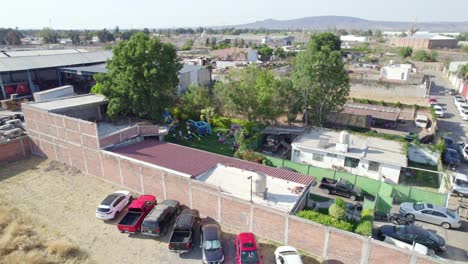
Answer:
[60, 63, 108, 74]
[343, 102, 400, 121]
[179, 64, 203, 74]
[111, 140, 315, 186]
[2, 49, 85, 57]
[0, 50, 112, 72]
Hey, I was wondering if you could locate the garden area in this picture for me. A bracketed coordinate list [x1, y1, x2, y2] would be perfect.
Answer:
[297, 196, 374, 237]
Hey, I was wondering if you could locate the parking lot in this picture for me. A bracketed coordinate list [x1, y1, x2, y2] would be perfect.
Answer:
[0, 158, 320, 264]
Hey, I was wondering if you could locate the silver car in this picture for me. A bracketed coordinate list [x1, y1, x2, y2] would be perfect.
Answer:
[399, 202, 461, 229]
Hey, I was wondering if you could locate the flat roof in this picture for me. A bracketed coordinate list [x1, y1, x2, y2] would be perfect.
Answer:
[343, 102, 400, 121]
[196, 164, 305, 212]
[111, 140, 315, 186]
[261, 125, 306, 135]
[26, 94, 107, 112]
[60, 63, 108, 75]
[292, 128, 407, 167]
[0, 50, 112, 72]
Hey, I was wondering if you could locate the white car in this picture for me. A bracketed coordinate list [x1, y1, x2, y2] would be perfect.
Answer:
[459, 104, 468, 120]
[415, 114, 428, 128]
[459, 142, 468, 162]
[432, 105, 444, 118]
[454, 96, 465, 109]
[96, 190, 132, 220]
[275, 246, 303, 264]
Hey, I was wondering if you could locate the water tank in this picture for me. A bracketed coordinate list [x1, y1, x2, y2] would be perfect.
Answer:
[340, 131, 350, 145]
[253, 172, 267, 197]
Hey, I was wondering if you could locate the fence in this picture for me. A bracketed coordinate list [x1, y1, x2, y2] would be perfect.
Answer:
[263, 154, 448, 213]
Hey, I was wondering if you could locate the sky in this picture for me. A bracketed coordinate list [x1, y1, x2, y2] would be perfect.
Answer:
[1, 0, 467, 29]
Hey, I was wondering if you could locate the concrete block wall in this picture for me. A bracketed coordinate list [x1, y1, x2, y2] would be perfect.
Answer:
[0, 136, 31, 163]
[99, 125, 160, 148]
[22, 105, 440, 264]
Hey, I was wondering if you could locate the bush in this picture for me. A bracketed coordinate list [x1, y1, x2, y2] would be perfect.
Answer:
[297, 210, 354, 232]
[210, 117, 257, 134]
[329, 204, 346, 220]
[333, 198, 346, 208]
[355, 220, 373, 236]
[235, 150, 266, 164]
[398, 46, 413, 58]
[47, 240, 78, 258]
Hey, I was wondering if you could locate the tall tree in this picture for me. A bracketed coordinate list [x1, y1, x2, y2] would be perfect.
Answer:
[6, 30, 21, 45]
[38, 27, 58, 44]
[291, 33, 350, 125]
[458, 64, 468, 80]
[97, 28, 114, 43]
[92, 33, 182, 119]
[68, 30, 80, 45]
[179, 84, 212, 119]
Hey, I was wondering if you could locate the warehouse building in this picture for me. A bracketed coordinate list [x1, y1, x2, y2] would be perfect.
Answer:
[389, 33, 458, 49]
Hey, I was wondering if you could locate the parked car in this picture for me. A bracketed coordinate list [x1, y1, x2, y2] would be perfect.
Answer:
[428, 97, 438, 107]
[235, 232, 262, 264]
[451, 173, 468, 197]
[414, 115, 428, 128]
[442, 136, 456, 150]
[345, 203, 363, 221]
[318, 177, 363, 201]
[458, 142, 468, 162]
[443, 148, 460, 167]
[459, 104, 468, 120]
[404, 132, 418, 142]
[141, 199, 180, 237]
[274, 246, 303, 264]
[200, 222, 224, 264]
[168, 209, 200, 254]
[117, 195, 156, 233]
[378, 224, 446, 253]
[96, 190, 132, 220]
[399, 202, 461, 229]
[449, 89, 458, 95]
[432, 105, 444, 118]
[454, 95, 465, 109]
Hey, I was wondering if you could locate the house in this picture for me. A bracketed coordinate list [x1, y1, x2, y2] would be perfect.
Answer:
[177, 64, 211, 93]
[380, 64, 414, 82]
[211, 48, 258, 69]
[390, 33, 458, 49]
[342, 102, 400, 129]
[291, 128, 407, 183]
[340, 35, 368, 43]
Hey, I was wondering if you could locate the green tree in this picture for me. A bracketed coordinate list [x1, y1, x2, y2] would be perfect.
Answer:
[181, 39, 194, 50]
[210, 37, 217, 48]
[458, 64, 468, 80]
[205, 37, 210, 47]
[413, 50, 437, 62]
[6, 30, 21, 45]
[274, 47, 286, 59]
[97, 28, 114, 43]
[92, 33, 182, 119]
[291, 33, 350, 125]
[179, 84, 212, 119]
[113, 26, 121, 38]
[143, 28, 150, 35]
[38, 28, 58, 44]
[68, 30, 80, 45]
[258, 44, 273, 58]
[398, 46, 413, 58]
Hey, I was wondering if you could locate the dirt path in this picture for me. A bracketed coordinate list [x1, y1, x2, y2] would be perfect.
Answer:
[0, 158, 321, 264]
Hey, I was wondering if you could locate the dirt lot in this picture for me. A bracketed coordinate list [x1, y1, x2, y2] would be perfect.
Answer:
[0, 158, 321, 264]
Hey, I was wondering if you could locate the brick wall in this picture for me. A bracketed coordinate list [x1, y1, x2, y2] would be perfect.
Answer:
[99, 125, 160, 149]
[22, 105, 440, 264]
[0, 136, 31, 163]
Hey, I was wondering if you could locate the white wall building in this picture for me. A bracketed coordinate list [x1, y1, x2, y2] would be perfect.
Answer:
[380, 64, 413, 82]
[340, 35, 368, 43]
[177, 64, 212, 94]
[291, 128, 407, 183]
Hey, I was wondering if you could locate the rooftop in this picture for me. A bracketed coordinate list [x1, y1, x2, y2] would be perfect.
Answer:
[60, 63, 108, 75]
[0, 50, 112, 72]
[292, 128, 407, 167]
[111, 140, 315, 186]
[407, 33, 456, 40]
[343, 102, 401, 121]
[196, 164, 306, 212]
[26, 94, 107, 112]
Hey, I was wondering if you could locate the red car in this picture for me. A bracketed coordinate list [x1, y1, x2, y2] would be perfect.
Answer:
[428, 97, 438, 106]
[235, 232, 262, 264]
[117, 195, 156, 233]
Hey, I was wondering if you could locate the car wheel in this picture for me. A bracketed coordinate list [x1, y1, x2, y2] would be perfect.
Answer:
[441, 222, 451, 229]
[323, 189, 330, 194]
[428, 249, 435, 256]
[350, 195, 357, 201]
[405, 214, 415, 221]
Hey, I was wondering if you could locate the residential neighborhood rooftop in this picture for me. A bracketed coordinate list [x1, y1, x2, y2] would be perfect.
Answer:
[111, 140, 315, 185]
[196, 164, 306, 212]
[292, 128, 407, 167]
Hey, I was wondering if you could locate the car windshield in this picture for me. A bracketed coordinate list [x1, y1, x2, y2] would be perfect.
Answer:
[413, 203, 425, 211]
[241, 250, 259, 263]
[142, 220, 157, 228]
[455, 179, 468, 187]
[203, 240, 221, 251]
[446, 209, 457, 219]
[416, 119, 427, 123]
[97, 207, 110, 213]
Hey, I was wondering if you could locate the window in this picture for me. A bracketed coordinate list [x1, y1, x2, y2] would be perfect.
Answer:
[113, 196, 125, 207]
[344, 157, 359, 168]
[293, 149, 300, 157]
[421, 210, 433, 215]
[431, 211, 446, 218]
[313, 153, 324, 162]
[327, 153, 337, 158]
[401, 72, 405, 80]
[368, 161, 380, 172]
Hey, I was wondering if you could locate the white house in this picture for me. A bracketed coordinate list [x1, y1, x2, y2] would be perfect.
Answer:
[177, 64, 212, 93]
[380, 64, 414, 82]
[340, 35, 368, 43]
[291, 128, 407, 183]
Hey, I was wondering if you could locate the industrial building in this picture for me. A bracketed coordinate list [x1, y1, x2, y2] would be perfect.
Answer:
[389, 33, 458, 49]
[0, 49, 112, 100]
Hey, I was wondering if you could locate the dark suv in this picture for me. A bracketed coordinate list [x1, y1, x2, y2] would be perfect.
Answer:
[141, 200, 180, 237]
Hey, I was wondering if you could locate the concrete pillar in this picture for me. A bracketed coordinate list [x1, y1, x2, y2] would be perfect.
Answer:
[27, 70, 34, 93]
[0, 73, 6, 100]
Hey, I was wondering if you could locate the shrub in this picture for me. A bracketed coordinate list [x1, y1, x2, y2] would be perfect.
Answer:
[333, 198, 346, 208]
[361, 209, 375, 221]
[4, 250, 47, 264]
[329, 204, 346, 220]
[210, 117, 257, 134]
[355, 220, 373, 236]
[47, 240, 78, 258]
[297, 210, 353, 232]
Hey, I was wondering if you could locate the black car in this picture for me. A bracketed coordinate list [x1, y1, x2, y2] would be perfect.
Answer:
[442, 136, 456, 150]
[318, 177, 363, 201]
[201, 222, 224, 264]
[141, 200, 180, 237]
[378, 224, 446, 252]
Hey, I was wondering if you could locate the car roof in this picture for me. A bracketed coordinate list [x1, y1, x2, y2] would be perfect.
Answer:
[101, 193, 122, 206]
[415, 114, 427, 120]
[202, 223, 221, 240]
[454, 173, 468, 181]
[237, 232, 257, 250]
[405, 224, 430, 237]
[130, 195, 156, 208]
[145, 204, 172, 222]
[160, 199, 179, 207]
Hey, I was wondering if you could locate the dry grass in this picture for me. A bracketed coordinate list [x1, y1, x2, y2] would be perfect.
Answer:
[0, 199, 93, 263]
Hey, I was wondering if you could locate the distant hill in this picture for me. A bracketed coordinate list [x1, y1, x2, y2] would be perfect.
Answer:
[226, 16, 468, 32]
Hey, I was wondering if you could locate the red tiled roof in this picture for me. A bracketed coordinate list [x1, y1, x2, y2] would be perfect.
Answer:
[111, 140, 315, 186]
